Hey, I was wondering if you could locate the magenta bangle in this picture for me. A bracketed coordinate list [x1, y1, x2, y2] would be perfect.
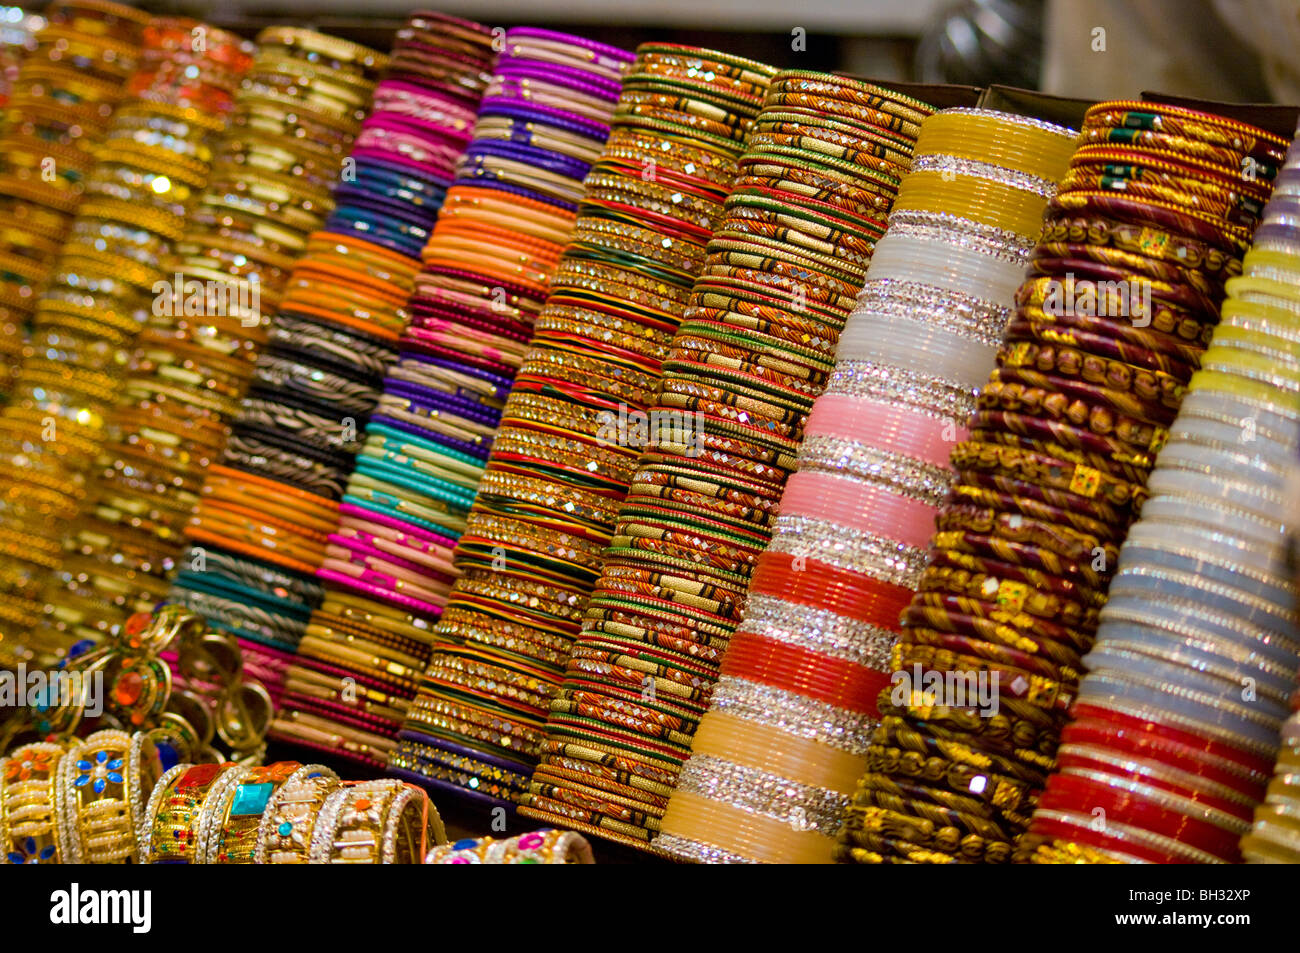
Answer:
[327, 532, 452, 580]
[337, 508, 459, 557]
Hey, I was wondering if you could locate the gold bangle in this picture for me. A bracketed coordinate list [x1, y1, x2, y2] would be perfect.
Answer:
[253, 766, 342, 864]
[307, 779, 444, 863]
[206, 760, 325, 864]
[1, 742, 67, 865]
[142, 761, 241, 863]
[56, 729, 163, 864]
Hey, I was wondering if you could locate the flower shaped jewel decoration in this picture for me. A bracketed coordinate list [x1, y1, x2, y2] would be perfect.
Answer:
[74, 750, 124, 794]
[7, 837, 56, 864]
[4, 748, 53, 784]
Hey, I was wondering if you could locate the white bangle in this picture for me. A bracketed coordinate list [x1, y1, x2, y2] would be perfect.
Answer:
[835, 311, 995, 388]
[865, 232, 1029, 303]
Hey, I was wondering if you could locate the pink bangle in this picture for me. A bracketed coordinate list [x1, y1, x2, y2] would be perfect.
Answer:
[780, 470, 938, 549]
[329, 528, 456, 578]
[320, 551, 453, 605]
[805, 395, 965, 466]
[337, 503, 458, 553]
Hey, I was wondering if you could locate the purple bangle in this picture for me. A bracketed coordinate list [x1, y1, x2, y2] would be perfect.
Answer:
[327, 189, 441, 228]
[393, 351, 513, 398]
[442, 176, 580, 213]
[393, 338, 514, 380]
[491, 58, 624, 100]
[463, 139, 593, 180]
[379, 380, 501, 426]
[397, 728, 536, 774]
[334, 183, 448, 220]
[391, 359, 511, 406]
[487, 71, 621, 108]
[503, 26, 635, 67]
[478, 98, 613, 141]
[347, 145, 457, 185]
[349, 160, 453, 195]
[451, 164, 583, 208]
[367, 413, 493, 461]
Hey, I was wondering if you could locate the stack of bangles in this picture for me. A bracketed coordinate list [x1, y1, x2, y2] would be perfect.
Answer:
[164, 28, 393, 672]
[31, 29, 382, 672]
[518, 73, 936, 854]
[143, 764, 442, 863]
[274, 27, 630, 770]
[1024, 126, 1300, 865]
[651, 107, 1076, 864]
[1, 727, 187, 865]
[166, 18, 488, 747]
[0, 0, 148, 394]
[0, 16, 253, 651]
[845, 100, 1287, 864]
[390, 44, 777, 808]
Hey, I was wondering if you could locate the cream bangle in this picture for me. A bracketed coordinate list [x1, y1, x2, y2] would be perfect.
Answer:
[253, 765, 342, 864]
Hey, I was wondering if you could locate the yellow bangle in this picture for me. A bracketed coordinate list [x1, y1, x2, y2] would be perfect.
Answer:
[659, 789, 835, 863]
[893, 170, 1050, 237]
[914, 110, 1078, 181]
[690, 711, 867, 794]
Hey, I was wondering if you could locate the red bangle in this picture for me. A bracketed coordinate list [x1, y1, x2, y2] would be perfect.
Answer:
[749, 551, 912, 627]
[1038, 773, 1243, 859]
[1068, 703, 1275, 777]
[1054, 745, 1254, 823]
[1060, 716, 1266, 799]
[719, 630, 886, 713]
[1028, 812, 1182, 864]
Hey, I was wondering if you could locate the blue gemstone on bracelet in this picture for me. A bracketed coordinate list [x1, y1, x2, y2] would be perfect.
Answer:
[231, 782, 274, 816]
